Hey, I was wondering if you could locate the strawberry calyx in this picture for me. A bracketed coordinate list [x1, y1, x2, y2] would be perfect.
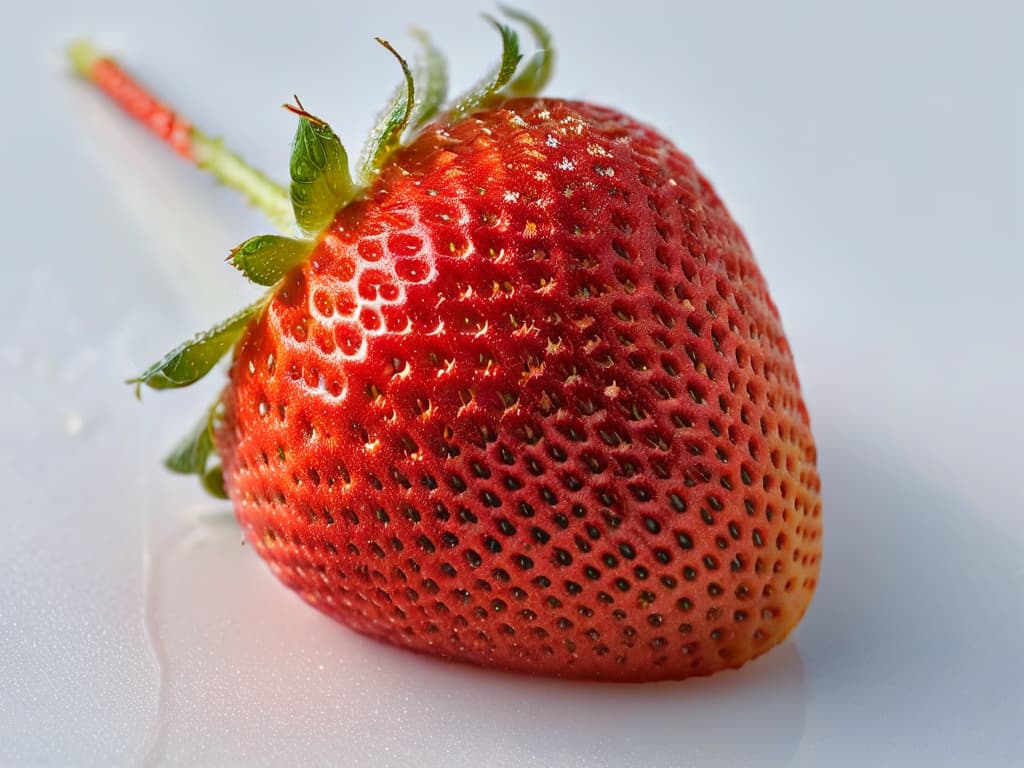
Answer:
[96, 8, 553, 494]
[228, 235, 313, 286]
[446, 16, 522, 123]
[285, 97, 356, 234]
[163, 401, 228, 498]
[500, 5, 555, 97]
[126, 295, 270, 395]
[407, 28, 448, 133]
[358, 39, 416, 181]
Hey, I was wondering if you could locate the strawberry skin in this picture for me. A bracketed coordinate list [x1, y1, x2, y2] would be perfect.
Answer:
[216, 98, 822, 681]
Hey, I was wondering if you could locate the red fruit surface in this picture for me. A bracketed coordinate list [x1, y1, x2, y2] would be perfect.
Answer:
[216, 98, 822, 681]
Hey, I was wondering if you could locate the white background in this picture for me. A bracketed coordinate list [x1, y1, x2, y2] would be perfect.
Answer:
[1, 1, 1021, 765]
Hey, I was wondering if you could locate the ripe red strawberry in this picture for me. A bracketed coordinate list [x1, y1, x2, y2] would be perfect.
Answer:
[73, 11, 821, 681]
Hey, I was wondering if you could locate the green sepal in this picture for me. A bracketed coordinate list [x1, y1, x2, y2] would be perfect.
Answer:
[500, 6, 554, 96]
[164, 402, 229, 500]
[128, 297, 267, 395]
[447, 17, 522, 122]
[287, 100, 355, 234]
[165, 407, 217, 474]
[201, 465, 228, 499]
[408, 28, 448, 131]
[229, 234, 312, 286]
[360, 39, 416, 181]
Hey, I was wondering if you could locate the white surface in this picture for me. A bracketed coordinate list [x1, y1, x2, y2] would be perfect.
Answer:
[2, 1, 1021, 766]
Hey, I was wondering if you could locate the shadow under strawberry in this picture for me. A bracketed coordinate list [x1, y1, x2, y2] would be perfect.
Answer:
[790, 408, 1019, 765]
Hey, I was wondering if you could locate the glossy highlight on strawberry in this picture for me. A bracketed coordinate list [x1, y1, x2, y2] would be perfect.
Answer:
[74, 10, 821, 681]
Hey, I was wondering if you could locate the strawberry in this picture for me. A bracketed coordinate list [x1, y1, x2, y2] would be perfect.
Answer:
[73, 10, 821, 681]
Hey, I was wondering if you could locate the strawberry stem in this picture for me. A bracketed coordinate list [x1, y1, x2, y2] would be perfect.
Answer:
[68, 40, 295, 233]
[190, 132, 295, 233]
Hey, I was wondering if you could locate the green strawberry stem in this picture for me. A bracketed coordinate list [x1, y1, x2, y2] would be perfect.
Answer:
[190, 134, 295, 233]
[68, 40, 295, 233]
